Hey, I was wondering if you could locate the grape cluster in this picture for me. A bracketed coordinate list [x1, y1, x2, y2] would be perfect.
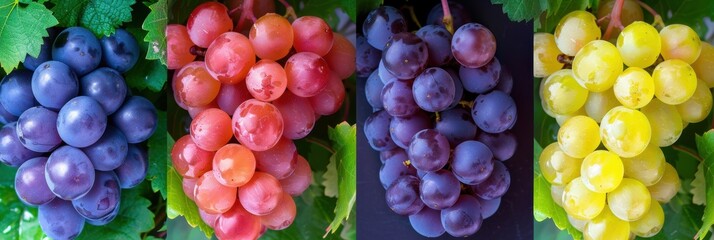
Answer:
[0, 26, 157, 239]
[534, 1, 713, 238]
[167, 2, 353, 238]
[360, 2, 517, 238]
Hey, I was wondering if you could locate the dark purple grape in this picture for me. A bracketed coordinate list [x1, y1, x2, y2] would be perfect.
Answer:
[389, 110, 431, 149]
[0, 103, 18, 124]
[364, 110, 396, 151]
[381, 79, 418, 117]
[409, 207, 445, 238]
[100, 29, 140, 73]
[435, 107, 477, 146]
[0, 69, 36, 116]
[362, 6, 408, 50]
[459, 57, 501, 94]
[476, 131, 517, 161]
[426, 1, 472, 30]
[385, 175, 424, 215]
[24, 28, 58, 71]
[452, 23, 496, 68]
[15, 157, 55, 205]
[16, 106, 62, 152]
[357, 35, 381, 77]
[477, 196, 501, 219]
[474, 161, 510, 200]
[378, 60, 397, 84]
[82, 126, 128, 171]
[46, 145, 96, 200]
[365, 70, 385, 110]
[452, 140, 494, 185]
[495, 66, 513, 94]
[80, 67, 128, 115]
[408, 129, 449, 172]
[57, 96, 107, 148]
[112, 96, 158, 143]
[412, 67, 455, 112]
[38, 198, 85, 240]
[441, 195, 483, 237]
[420, 170, 460, 209]
[471, 90, 517, 133]
[382, 32, 428, 79]
[52, 27, 102, 76]
[380, 148, 407, 164]
[379, 150, 416, 189]
[416, 25, 452, 66]
[0, 122, 40, 167]
[445, 68, 464, 109]
[31, 61, 79, 110]
[72, 171, 121, 221]
[114, 144, 148, 189]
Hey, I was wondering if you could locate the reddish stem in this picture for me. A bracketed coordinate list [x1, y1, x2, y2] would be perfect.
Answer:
[603, 0, 625, 40]
[189, 46, 206, 57]
[636, 0, 665, 28]
[237, 0, 257, 31]
[277, 0, 297, 21]
[440, 0, 454, 34]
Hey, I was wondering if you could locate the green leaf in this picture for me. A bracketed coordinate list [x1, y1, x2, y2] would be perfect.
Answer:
[322, 154, 338, 197]
[648, 0, 714, 37]
[325, 122, 356, 235]
[124, 28, 167, 92]
[147, 111, 168, 199]
[0, 164, 17, 187]
[692, 161, 706, 205]
[0, 0, 58, 73]
[167, 166, 214, 238]
[51, 0, 136, 37]
[0, 185, 45, 239]
[648, 191, 704, 240]
[538, 0, 591, 33]
[76, 187, 155, 240]
[491, 0, 543, 22]
[339, 0, 356, 23]
[695, 130, 714, 240]
[142, 0, 167, 65]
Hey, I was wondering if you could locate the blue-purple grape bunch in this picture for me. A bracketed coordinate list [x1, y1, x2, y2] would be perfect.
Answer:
[0, 26, 157, 240]
[360, 1, 517, 237]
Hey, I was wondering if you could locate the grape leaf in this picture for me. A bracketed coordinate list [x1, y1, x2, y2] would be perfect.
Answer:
[339, 0, 356, 23]
[76, 186, 155, 240]
[491, 0, 542, 22]
[0, 185, 45, 239]
[125, 28, 167, 92]
[695, 130, 714, 240]
[0, 164, 16, 187]
[692, 161, 706, 205]
[0, 0, 58, 73]
[167, 166, 214, 238]
[325, 122, 356, 235]
[142, 0, 167, 65]
[647, 191, 705, 240]
[147, 111, 168, 199]
[322, 154, 338, 197]
[51, 0, 136, 37]
[648, 0, 714, 37]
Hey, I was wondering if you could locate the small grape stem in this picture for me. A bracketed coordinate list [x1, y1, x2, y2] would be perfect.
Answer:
[597, 14, 611, 25]
[402, 6, 422, 29]
[277, 0, 297, 21]
[635, 0, 665, 29]
[458, 100, 474, 109]
[402, 159, 411, 167]
[440, 0, 454, 34]
[557, 54, 573, 65]
[672, 145, 703, 162]
[189, 46, 206, 57]
[305, 137, 335, 154]
[603, 0, 625, 40]
[237, 0, 257, 31]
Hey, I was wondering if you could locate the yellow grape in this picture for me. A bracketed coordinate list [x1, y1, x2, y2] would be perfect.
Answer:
[660, 24, 702, 64]
[584, 89, 620, 123]
[607, 178, 651, 221]
[630, 198, 664, 237]
[613, 67, 654, 109]
[691, 41, 714, 88]
[652, 59, 698, 105]
[568, 214, 588, 232]
[583, 207, 630, 240]
[572, 40, 623, 92]
[540, 69, 589, 115]
[555, 107, 586, 126]
[677, 79, 713, 123]
[621, 144, 665, 186]
[617, 21, 661, 68]
[534, 33, 565, 78]
[641, 98, 683, 147]
[597, 0, 644, 39]
[551, 184, 565, 207]
[558, 116, 601, 158]
[580, 150, 624, 193]
[563, 177, 606, 220]
[647, 163, 680, 203]
[540, 142, 584, 186]
[599, 106, 651, 158]
[554, 10, 601, 56]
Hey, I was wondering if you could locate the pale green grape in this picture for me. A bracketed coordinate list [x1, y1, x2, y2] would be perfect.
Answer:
[558, 116, 601, 158]
[617, 21, 661, 68]
[534, 33, 565, 78]
[641, 98, 683, 147]
[540, 142, 584, 186]
[598, 0, 644, 40]
[600, 106, 651, 158]
[630, 198, 664, 237]
[584, 207, 630, 240]
[621, 144, 665, 186]
[607, 178, 651, 221]
[660, 24, 702, 64]
[568, 214, 588, 231]
[555, 107, 586, 126]
[563, 177, 606, 220]
[540, 69, 589, 115]
[613, 67, 654, 109]
[552, 184, 565, 207]
[652, 59, 698, 105]
[691, 41, 714, 88]
[573, 40, 623, 92]
[554, 10, 602, 56]
[581, 150, 624, 193]
[584, 89, 620, 123]
[647, 163, 680, 203]
[676, 79, 713, 123]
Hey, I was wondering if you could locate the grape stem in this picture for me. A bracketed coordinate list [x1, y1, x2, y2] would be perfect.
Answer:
[402, 6, 422, 29]
[635, 0, 665, 29]
[189, 46, 206, 57]
[440, 0, 454, 34]
[458, 100, 474, 109]
[602, 0, 625, 40]
[236, 0, 257, 31]
[277, 0, 298, 21]
[305, 137, 335, 154]
[672, 145, 703, 162]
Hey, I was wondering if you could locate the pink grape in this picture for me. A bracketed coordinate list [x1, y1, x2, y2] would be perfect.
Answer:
[171, 135, 214, 179]
[190, 108, 233, 151]
[292, 16, 334, 56]
[212, 144, 256, 187]
[239, 172, 284, 216]
[279, 154, 312, 196]
[232, 99, 284, 151]
[174, 61, 221, 107]
[205, 32, 256, 84]
[215, 202, 262, 240]
[253, 137, 297, 180]
[166, 24, 196, 70]
[309, 72, 345, 116]
[260, 192, 297, 230]
[285, 52, 330, 97]
[273, 91, 316, 139]
[249, 13, 294, 60]
[186, 2, 233, 48]
[324, 33, 356, 79]
[245, 59, 287, 102]
[194, 171, 237, 214]
[216, 82, 251, 116]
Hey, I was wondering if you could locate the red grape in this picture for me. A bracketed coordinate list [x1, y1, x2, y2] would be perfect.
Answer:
[190, 108, 233, 151]
[216, 82, 251, 116]
[182, 177, 197, 201]
[254, 137, 297, 180]
[171, 135, 214, 179]
[260, 192, 296, 230]
[212, 144, 256, 187]
[215, 201, 262, 240]
[232, 99, 284, 151]
[239, 172, 283, 216]
[245, 59, 287, 102]
[273, 91, 316, 139]
[285, 52, 330, 97]
[324, 33, 356, 79]
[186, 2, 233, 48]
[309, 72, 345, 116]
[174, 61, 221, 107]
[194, 171, 237, 214]
[205, 32, 256, 84]
[166, 24, 196, 70]
[279, 154, 312, 196]
[249, 13, 293, 60]
[292, 16, 334, 56]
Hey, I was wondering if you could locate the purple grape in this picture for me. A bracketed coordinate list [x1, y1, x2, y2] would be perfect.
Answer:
[452, 23, 496, 68]
[86, 204, 120, 226]
[0, 69, 36, 116]
[441, 195, 483, 237]
[426, 1, 472, 30]
[420, 170, 460, 209]
[446, 68, 464, 109]
[379, 150, 416, 189]
[477, 196, 501, 219]
[380, 148, 407, 164]
[0, 122, 40, 167]
[114, 144, 148, 189]
[381, 79, 418, 117]
[382, 32, 428, 79]
[452, 140, 494, 185]
[31, 60, 79, 110]
[416, 25, 452, 66]
[16, 106, 62, 152]
[0, 103, 18, 124]
[72, 171, 121, 221]
[365, 70, 385, 110]
[15, 157, 55, 205]
[364, 110, 397, 151]
[57, 96, 107, 148]
[46, 145, 96, 200]
[378, 60, 397, 84]
[100, 28, 139, 73]
[362, 6, 408, 50]
[112, 96, 158, 143]
[474, 161, 510, 200]
[471, 90, 517, 133]
[38, 198, 85, 240]
[412, 67, 455, 112]
[24, 27, 58, 71]
[435, 107, 477, 146]
[82, 126, 128, 171]
[476, 131, 517, 161]
[408, 129, 449, 172]
[389, 110, 431, 149]
[409, 207, 445, 238]
[80, 67, 128, 115]
[459, 57, 501, 94]
[417, 169, 428, 178]
[357, 35, 381, 77]
[495, 66, 513, 94]
[385, 175, 424, 215]
[52, 27, 102, 76]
